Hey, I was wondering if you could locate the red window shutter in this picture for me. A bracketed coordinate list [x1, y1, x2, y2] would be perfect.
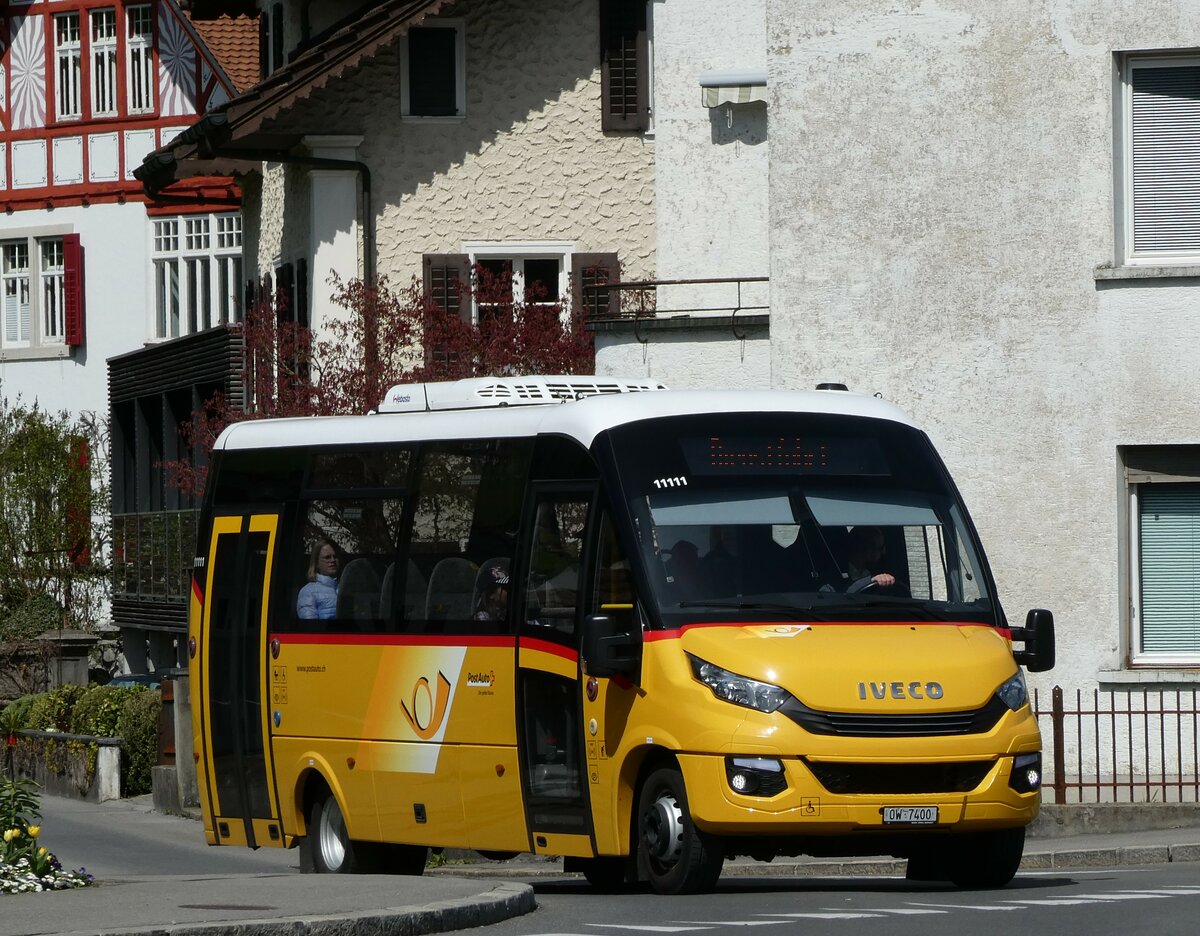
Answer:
[572, 252, 621, 318]
[64, 233, 85, 346]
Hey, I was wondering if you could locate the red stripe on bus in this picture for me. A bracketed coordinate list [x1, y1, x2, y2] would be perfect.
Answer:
[519, 637, 579, 662]
[271, 633, 516, 648]
[644, 620, 1001, 641]
[192, 576, 204, 605]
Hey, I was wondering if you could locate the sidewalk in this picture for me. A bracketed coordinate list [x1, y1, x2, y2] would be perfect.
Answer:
[6, 798, 1200, 936]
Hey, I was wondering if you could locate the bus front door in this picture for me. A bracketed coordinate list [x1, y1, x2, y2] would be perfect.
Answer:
[198, 513, 283, 849]
[517, 487, 593, 856]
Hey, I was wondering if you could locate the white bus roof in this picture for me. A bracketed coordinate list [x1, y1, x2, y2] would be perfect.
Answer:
[215, 382, 920, 453]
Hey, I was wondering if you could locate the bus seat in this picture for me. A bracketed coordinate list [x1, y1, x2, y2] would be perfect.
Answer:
[337, 558, 381, 621]
[471, 557, 511, 615]
[425, 557, 477, 623]
[379, 562, 395, 617]
[404, 560, 428, 622]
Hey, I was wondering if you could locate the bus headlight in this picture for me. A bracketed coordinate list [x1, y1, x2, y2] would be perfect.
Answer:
[1009, 753, 1042, 793]
[688, 654, 791, 713]
[996, 671, 1028, 711]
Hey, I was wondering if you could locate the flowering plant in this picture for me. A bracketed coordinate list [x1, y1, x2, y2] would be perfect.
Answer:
[0, 777, 92, 894]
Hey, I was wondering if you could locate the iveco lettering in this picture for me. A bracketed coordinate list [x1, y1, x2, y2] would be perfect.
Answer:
[187, 376, 1054, 894]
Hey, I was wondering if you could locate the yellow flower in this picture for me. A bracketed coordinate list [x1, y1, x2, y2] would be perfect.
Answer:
[27, 825, 40, 838]
[2, 829, 12, 843]
[38, 847, 48, 857]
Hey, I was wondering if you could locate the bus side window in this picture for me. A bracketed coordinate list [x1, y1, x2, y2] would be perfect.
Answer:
[526, 498, 588, 635]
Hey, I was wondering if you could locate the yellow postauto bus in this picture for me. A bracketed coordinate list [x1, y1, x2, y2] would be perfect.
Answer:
[188, 376, 1054, 894]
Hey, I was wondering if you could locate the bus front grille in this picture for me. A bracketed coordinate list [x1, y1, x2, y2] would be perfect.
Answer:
[781, 695, 1009, 737]
[803, 759, 995, 795]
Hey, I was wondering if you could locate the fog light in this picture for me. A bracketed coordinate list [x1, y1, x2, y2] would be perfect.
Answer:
[725, 757, 787, 797]
[1009, 753, 1042, 794]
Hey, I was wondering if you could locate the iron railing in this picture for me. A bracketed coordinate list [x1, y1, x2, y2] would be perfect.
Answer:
[1033, 685, 1200, 804]
[585, 276, 769, 320]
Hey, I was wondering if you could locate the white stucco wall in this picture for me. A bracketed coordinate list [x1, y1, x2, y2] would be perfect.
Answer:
[0, 202, 148, 418]
[595, 326, 770, 389]
[766, 1, 1200, 696]
[651, 0, 769, 284]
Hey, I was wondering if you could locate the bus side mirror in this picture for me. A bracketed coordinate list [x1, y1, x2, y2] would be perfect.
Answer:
[582, 613, 641, 679]
[1012, 608, 1055, 673]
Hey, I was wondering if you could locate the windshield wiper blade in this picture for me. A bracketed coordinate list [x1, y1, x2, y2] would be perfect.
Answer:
[831, 597, 948, 621]
[676, 600, 820, 620]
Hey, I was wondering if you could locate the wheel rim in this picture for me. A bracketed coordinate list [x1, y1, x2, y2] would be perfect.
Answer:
[641, 789, 685, 871]
[317, 798, 347, 871]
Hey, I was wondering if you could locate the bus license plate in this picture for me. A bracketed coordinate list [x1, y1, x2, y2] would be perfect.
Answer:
[882, 806, 938, 825]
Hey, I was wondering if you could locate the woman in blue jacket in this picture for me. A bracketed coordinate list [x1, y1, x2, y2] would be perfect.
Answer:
[297, 539, 339, 620]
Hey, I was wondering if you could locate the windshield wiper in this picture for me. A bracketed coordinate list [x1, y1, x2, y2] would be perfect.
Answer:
[676, 600, 821, 620]
[829, 596, 949, 621]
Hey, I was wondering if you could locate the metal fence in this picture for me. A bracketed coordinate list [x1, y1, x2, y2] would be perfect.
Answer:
[1033, 686, 1200, 805]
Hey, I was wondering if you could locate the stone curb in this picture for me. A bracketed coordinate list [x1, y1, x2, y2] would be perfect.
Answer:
[89, 882, 536, 936]
[427, 842, 1200, 881]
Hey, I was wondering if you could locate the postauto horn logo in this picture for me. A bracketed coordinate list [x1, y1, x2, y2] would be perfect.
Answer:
[400, 671, 452, 739]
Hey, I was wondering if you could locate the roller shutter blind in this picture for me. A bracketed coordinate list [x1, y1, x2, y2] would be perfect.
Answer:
[1138, 485, 1200, 653]
[1130, 63, 1200, 254]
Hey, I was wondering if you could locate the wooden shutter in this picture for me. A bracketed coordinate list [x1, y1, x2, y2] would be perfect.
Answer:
[600, 0, 649, 132]
[1131, 63, 1200, 254]
[275, 262, 295, 322]
[1138, 485, 1200, 654]
[423, 253, 472, 323]
[572, 252, 620, 319]
[64, 233, 85, 346]
[296, 258, 309, 329]
[67, 436, 91, 568]
[271, 3, 284, 70]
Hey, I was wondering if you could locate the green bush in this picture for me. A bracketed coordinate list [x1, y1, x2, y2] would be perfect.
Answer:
[1, 695, 38, 733]
[116, 689, 161, 796]
[24, 685, 86, 733]
[0, 594, 66, 642]
[69, 685, 133, 738]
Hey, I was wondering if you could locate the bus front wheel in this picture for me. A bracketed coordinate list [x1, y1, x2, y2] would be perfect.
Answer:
[636, 766, 724, 895]
[307, 792, 364, 873]
[947, 826, 1025, 889]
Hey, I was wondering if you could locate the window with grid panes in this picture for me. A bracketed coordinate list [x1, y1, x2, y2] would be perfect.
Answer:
[56, 14, 82, 120]
[126, 5, 154, 113]
[153, 214, 243, 339]
[1, 235, 77, 353]
[91, 9, 118, 117]
[41, 240, 66, 342]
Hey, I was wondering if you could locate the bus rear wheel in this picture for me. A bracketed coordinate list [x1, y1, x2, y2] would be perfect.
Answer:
[636, 766, 723, 895]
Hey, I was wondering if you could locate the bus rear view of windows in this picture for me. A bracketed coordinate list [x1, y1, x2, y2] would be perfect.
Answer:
[187, 376, 1054, 895]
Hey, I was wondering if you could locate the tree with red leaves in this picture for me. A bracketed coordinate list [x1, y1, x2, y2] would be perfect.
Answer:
[165, 268, 595, 497]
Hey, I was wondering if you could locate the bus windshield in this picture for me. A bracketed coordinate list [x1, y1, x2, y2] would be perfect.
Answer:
[605, 412, 995, 628]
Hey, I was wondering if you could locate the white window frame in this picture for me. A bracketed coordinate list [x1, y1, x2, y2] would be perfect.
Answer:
[126, 5, 154, 114]
[152, 213, 243, 340]
[1118, 53, 1200, 266]
[55, 13, 83, 121]
[1125, 452, 1200, 667]
[91, 8, 118, 117]
[400, 18, 466, 120]
[0, 227, 73, 360]
[462, 241, 573, 325]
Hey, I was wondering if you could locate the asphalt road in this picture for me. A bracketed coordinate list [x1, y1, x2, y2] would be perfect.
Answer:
[479, 864, 1200, 936]
[36, 793, 298, 877]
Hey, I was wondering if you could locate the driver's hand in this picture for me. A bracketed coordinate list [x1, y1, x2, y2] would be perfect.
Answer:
[872, 573, 896, 587]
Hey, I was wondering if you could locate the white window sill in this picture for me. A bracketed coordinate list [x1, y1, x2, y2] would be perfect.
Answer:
[0, 345, 73, 362]
[400, 115, 467, 124]
[1094, 264, 1200, 281]
[1098, 668, 1200, 686]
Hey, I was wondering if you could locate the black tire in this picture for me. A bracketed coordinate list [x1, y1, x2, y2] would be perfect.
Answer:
[636, 766, 724, 895]
[305, 792, 367, 873]
[946, 826, 1025, 889]
[578, 856, 629, 891]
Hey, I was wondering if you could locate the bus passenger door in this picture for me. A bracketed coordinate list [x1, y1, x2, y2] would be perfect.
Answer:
[517, 487, 593, 855]
[197, 513, 283, 848]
